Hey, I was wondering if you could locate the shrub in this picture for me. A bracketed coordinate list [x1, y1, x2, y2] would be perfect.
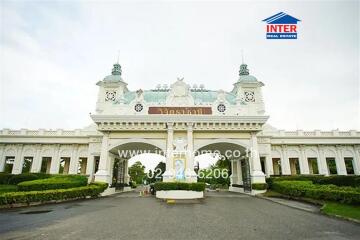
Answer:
[154, 182, 205, 192]
[252, 183, 268, 190]
[17, 175, 88, 191]
[272, 181, 360, 205]
[0, 182, 108, 205]
[0, 173, 51, 185]
[267, 175, 360, 189]
[0, 173, 13, 184]
[312, 176, 360, 187]
[9, 173, 50, 185]
[0, 185, 18, 194]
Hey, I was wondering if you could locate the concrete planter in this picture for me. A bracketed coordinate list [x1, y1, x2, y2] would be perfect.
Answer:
[156, 190, 204, 199]
[101, 187, 116, 196]
[229, 186, 244, 193]
[251, 189, 267, 195]
[123, 186, 132, 192]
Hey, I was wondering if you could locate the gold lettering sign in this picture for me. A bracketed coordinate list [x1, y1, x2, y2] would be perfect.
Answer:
[148, 107, 212, 115]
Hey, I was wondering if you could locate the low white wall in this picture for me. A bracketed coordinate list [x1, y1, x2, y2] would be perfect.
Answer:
[101, 187, 116, 196]
[229, 186, 244, 193]
[156, 190, 204, 199]
[229, 186, 266, 195]
[123, 186, 132, 192]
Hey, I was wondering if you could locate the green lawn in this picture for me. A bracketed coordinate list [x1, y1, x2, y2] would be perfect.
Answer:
[0, 184, 17, 194]
[321, 202, 360, 221]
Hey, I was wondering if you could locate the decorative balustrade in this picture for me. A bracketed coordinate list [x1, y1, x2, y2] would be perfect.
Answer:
[0, 129, 100, 137]
[259, 129, 360, 137]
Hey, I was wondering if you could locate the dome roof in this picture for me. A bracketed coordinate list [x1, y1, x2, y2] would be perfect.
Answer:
[103, 74, 124, 82]
[238, 74, 258, 82]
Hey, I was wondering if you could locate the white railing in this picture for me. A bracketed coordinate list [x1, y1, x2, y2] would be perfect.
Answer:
[259, 129, 359, 137]
[0, 129, 100, 137]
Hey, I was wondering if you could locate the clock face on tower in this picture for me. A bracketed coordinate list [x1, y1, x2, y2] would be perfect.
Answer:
[105, 91, 116, 101]
[244, 91, 255, 102]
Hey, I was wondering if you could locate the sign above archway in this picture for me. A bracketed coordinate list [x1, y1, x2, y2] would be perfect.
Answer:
[148, 107, 212, 115]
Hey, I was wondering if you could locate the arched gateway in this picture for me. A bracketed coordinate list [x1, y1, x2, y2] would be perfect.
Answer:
[92, 62, 269, 188]
[1, 61, 359, 194]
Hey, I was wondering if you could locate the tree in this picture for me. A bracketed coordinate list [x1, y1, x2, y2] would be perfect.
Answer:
[128, 161, 146, 184]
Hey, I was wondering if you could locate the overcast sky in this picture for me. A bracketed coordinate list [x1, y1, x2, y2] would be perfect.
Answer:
[1, 0, 359, 131]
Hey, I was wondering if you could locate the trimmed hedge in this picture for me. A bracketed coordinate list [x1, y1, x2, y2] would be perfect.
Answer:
[0, 173, 50, 185]
[272, 181, 360, 205]
[17, 175, 88, 191]
[154, 182, 205, 192]
[312, 176, 360, 187]
[252, 183, 268, 190]
[0, 182, 108, 205]
[267, 175, 360, 188]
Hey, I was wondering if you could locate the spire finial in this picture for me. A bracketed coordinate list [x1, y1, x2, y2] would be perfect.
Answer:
[112, 60, 122, 76]
[239, 61, 249, 76]
[116, 50, 120, 64]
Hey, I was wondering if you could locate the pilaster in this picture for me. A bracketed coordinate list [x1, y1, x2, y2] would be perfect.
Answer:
[299, 145, 310, 174]
[280, 145, 291, 175]
[12, 144, 24, 174]
[335, 145, 347, 175]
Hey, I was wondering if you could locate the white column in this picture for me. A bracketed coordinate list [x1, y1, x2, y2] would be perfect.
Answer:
[236, 159, 243, 184]
[186, 122, 197, 182]
[94, 133, 111, 183]
[264, 154, 273, 177]
[163, 123, 174, 182]
[50, 144, 61, 174]
[317, 145, 328, 175]
[30, 145, 42, 173]
[250, 132, 265, 183]
[0, 145, 5, 172]
[335, 145, 347, 175]
[353, 145, 360, 175]
[299, 145, 310, 174]
[124, 159, 130, 184]
[12, 145, 24, 174]
[230, 159, 237, 185]
[280, 145, 291, 175]
[69, 144, 79, 174]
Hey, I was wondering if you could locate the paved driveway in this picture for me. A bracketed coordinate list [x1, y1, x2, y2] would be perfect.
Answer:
[0, 191, 359, 240]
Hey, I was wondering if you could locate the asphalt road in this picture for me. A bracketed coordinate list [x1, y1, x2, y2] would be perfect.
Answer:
[0, 191, 359, 240]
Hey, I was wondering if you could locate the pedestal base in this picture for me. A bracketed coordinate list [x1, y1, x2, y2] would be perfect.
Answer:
[94, 170, 111, 184]
[251, 170, 266, 183]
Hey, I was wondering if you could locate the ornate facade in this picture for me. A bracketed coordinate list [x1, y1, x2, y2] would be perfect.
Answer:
[0, 62, 359, 191]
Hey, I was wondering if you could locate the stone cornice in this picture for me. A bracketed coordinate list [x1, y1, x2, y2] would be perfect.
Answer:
[91, 114, 269, 124]
[90, 114, 269, 132]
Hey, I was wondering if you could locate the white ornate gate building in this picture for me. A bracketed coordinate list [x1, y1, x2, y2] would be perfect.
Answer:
[1, 62, 359, 190]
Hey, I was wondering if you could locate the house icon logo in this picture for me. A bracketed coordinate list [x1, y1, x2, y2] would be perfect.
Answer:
[262, 12, 301, 39]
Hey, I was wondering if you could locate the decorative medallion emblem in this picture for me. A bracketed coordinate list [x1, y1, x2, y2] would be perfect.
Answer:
[217, 104, 226, 113]
[105, 91, 116, 101]
[134, 103, 144, 112]
[244, 91, 255, 102]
